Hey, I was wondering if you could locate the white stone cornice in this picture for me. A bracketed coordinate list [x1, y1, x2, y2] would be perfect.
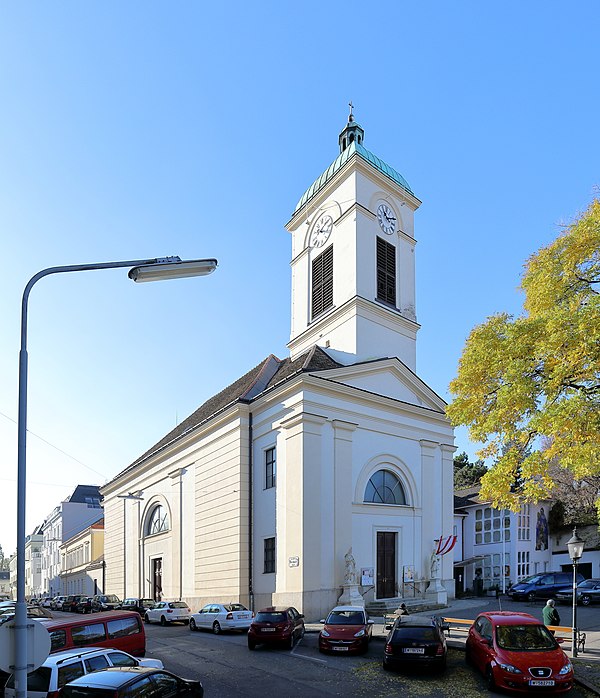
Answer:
[331, 419, 358, 438]
[419, 439, 438, 452]
[281, 411, 328, 434]
[440, 444, 458, 456]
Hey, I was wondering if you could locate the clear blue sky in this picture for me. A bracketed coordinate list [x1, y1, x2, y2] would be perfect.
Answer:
[1, 2, 598, 554]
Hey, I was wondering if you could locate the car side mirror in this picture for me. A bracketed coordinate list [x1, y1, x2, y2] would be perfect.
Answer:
[385, 624, 393, 630]
[319, 619, 325, 624]
[298, 614, 304, 619]
[367, 620, 375, 625]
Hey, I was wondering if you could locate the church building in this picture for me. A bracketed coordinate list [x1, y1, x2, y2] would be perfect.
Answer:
[101, 111, 456, 619]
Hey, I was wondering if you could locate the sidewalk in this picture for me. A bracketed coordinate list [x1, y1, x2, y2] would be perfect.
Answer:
[305, 598, 600, 695]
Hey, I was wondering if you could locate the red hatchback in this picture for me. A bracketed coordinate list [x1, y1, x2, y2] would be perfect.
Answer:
[466, 611, 574, 693]
[247, 607, 305, 650]
[319, 605, 373, 654]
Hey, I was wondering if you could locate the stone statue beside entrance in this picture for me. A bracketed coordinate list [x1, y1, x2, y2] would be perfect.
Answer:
[338, 547, 364, 607]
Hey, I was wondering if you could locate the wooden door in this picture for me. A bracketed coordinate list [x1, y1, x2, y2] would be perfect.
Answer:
[152, 558, 163, 601]
[377, 532, 396, 599]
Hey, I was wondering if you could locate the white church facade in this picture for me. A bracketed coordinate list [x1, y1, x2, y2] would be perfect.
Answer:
[101, 112, 456, 620]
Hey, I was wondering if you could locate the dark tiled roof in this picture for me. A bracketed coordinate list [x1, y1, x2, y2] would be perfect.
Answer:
[454, 485, 483, 511]
[111, 346, 343, 485]
[67, 485, 101, 504]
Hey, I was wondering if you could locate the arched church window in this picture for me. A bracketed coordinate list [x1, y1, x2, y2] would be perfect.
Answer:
[349, 133, 355, 143]
[146, 505, 169, 536]
[364, 470, 406, 505]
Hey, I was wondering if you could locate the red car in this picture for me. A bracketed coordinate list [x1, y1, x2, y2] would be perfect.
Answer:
[319, 605, 373, 654]
[247, 606, 305, 650]
[466, 611, 574, 693]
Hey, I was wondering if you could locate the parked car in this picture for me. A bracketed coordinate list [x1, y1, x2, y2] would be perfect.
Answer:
[91, 594, 122, 612]
[4, 646, 163, 698]
[51, 596, 68, 611]
[190, 603, 253, 634]
[465, 611, 574, 693]
[318, 605, 373, 654]
[507, 572, 584, 602]
[63, 595, 86, 613]
[247, 606, 305, 650]
[383, 616, 447, 671]
[144, 601, 191, 626]
[58, 666, 203, 697]
[75, 597, 93, 614]
[41, 597, 53, 608]
[120, 598, 157, 617]
[0, 605, 53, 626]
[556, 578, 600, 606]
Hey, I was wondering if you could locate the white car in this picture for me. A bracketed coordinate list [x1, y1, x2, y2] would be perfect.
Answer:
[144, 600, 191, 625]
[4, 646, 163, 698]
[190, 603, 254, 634]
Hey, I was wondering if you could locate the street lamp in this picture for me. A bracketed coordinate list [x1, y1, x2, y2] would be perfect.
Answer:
[566, 527, 584, 658]
[117, 492, 144, 600]
[14, 255, 217, 698]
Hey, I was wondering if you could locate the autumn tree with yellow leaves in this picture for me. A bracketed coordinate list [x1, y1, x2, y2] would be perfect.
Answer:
[447, 199, 600, 519]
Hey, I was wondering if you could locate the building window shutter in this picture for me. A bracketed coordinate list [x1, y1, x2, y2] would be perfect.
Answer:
[311, 246, 333, 319]
[376, 236, 396, 306]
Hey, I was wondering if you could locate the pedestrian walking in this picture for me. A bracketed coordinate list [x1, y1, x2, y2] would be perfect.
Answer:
[542, 598, 560, 627]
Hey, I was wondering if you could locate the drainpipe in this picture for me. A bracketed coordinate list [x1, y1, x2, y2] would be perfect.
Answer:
[248, 412, 254, 611]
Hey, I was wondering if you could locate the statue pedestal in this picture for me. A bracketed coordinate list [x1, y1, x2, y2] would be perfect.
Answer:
[426, 577, 447, 605]
[338, 584, 365, 607]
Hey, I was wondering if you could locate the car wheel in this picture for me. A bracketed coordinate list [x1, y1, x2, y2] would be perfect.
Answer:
[212, 621, 221, 635]
[287, 633, 295, 650]
[465, 646, 473, 665]
[581, 595, 591, 606]
[299, 626, 305, 640]
[248, 640, 256, 650]
[144, 613, 150, 623]
[527, 591, 537, 602]
[160, 616, 167, 627]
[486, 666, 496, 691]
[190, 618, 197, 631]
[382, 660, 391, 671]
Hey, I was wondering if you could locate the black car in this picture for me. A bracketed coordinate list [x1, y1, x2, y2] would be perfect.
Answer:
[75, 596, 94, 613]
[91, 594, 122, 612]
[383, 616, 447, 671]
[121, 597, 157, 616]
[64, 595, 86, 613]
[60, 665, 203, 697]
[556, 578, 600, 606]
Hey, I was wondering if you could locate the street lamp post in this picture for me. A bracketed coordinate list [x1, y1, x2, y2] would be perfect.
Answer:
[117, 492, 144, 600]
[14, 256, 217, 698]
[566, 527, 584, 658]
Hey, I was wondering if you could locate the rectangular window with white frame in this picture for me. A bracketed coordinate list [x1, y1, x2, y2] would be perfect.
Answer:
[265, 447, 276, 489]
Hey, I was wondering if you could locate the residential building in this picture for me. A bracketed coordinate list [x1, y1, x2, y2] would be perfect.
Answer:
[60, 519, 105, 596]
[101, 113, 456, 619]
[41, 485, 103, 596]
[0, 570, 11, 599]
[25, 527, 44, 599]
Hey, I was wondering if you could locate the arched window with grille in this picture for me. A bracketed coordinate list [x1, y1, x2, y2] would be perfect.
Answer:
[364, 469, 406, 505]
[146, 505, 169, 536]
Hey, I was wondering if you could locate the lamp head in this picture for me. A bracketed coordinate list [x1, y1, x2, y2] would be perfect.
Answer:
[567, 527, 584, 562]
[128, 257, 218, 283]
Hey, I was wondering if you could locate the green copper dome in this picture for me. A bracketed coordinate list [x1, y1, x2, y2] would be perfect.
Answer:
[294, 140, 416, 215]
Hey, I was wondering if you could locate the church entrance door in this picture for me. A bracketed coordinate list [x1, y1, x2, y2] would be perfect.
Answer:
[376, 532, 396, 598]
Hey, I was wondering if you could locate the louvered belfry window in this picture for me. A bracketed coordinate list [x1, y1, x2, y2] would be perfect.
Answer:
[312, 245, 333, 319]
[377, 236, 396, 306]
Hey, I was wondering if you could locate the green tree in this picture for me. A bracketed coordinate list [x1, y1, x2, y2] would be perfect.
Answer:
[454, 451, 487, 489]
[447, 199, 600, 513]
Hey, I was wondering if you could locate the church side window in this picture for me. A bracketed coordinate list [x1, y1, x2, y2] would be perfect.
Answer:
[264, 537, 275, 574]
[376, 236, 396, 306]
[265, 447, 276, 489]
[364, 470, 406, 505]
[311, 246, 333, 319]
[146, 505, 169, 536]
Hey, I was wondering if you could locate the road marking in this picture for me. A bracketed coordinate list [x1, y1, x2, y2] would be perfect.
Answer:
[290, 649, 328, 664]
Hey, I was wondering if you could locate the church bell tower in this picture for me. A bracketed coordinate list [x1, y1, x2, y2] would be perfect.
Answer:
[286, 108, 422, 370]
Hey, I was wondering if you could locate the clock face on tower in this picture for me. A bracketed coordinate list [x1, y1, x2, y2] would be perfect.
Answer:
[310, 214, 333, 248]
[377, 202, 396, 235]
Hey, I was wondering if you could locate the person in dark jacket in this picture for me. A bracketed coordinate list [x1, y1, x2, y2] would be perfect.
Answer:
[542, 598, 560, 627]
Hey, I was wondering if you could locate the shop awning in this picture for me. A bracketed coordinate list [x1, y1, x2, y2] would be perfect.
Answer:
[454, 556, 485, 567]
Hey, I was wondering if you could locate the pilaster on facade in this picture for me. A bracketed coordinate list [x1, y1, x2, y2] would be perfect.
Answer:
[332, 420, 358, 588]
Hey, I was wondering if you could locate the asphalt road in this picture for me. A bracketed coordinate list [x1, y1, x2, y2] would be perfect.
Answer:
[142, 618, 596, 697]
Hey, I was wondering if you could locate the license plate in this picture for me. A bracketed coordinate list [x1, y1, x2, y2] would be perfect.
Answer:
[333, 647, 349, 651]
[262, 627, 276, 632]
[403, 648, 425, 654]
[529, 680, 555, 687]
[239, 614, 251, 618]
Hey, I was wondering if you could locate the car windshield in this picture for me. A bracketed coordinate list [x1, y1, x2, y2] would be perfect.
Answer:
[393, 627, 437, 642]
[169, 602, 189, 608]
[224, 604, 248, 611]
[105, 595, 120, 603]
[255, 612, 286, 623]
[6, 666, 51, 691]
[579, 580, 596, 589]
[326, 610, 365, 625]
[496, 624, 558, 651]
[520, 575, 543, 585]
